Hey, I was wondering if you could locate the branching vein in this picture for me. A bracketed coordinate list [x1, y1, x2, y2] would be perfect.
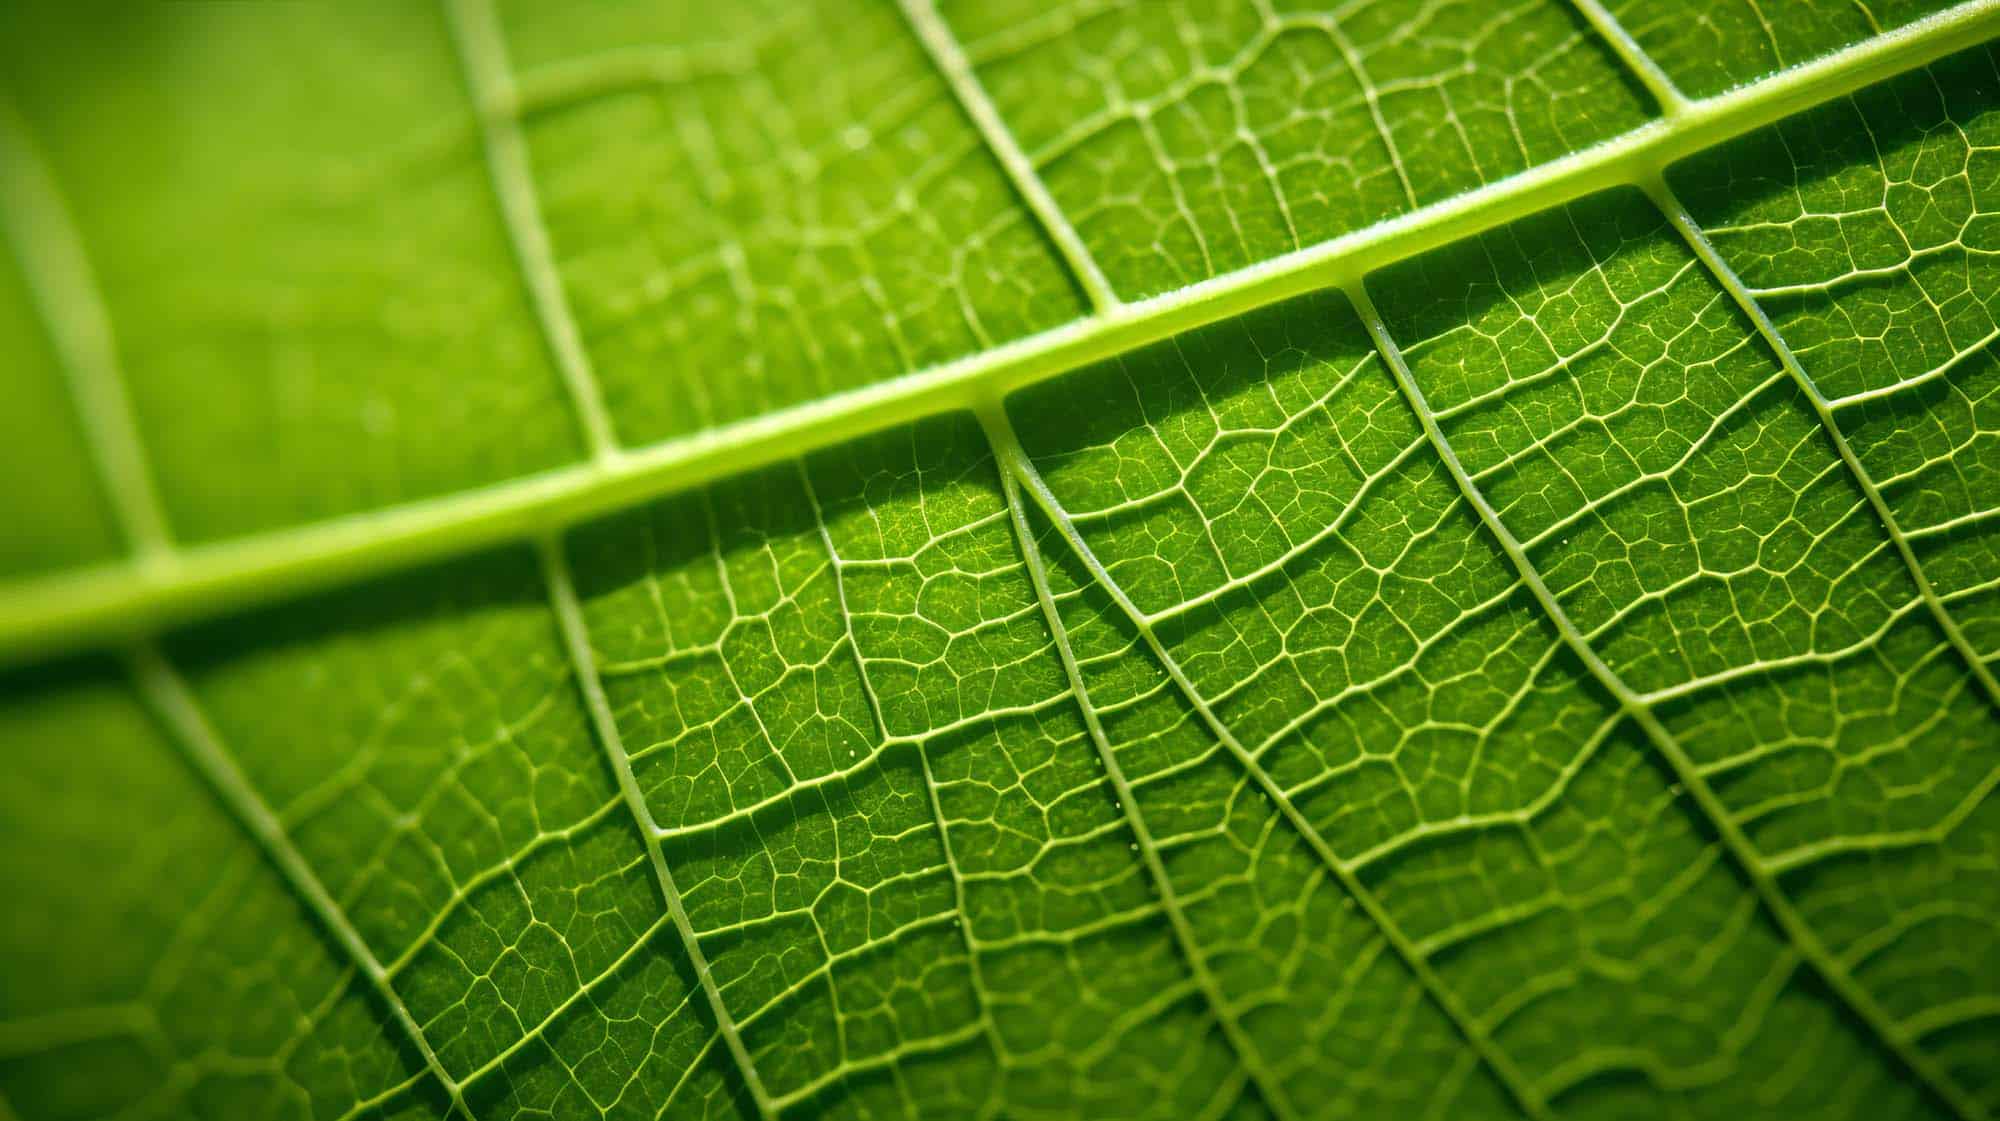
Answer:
[979, 402, 1554, 1121]
[983, 405, 1302, 1121]
[537, 537, 777, 1119]
[0, 102, 172, 567]
[6, 0, 1996, 666]
[128, 644, 473, 1118]
[445, 0, 621, 464]
[896, 0, 1120, 312]
[1347, 279, 1989, 1121]
[1643, 175, 2000, 717]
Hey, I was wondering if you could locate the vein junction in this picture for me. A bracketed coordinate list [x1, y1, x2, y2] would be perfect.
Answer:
[2, 0, 1998, 663]
[2, 3, 1998, 1120]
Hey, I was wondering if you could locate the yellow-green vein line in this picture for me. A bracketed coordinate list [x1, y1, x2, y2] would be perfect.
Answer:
[980, 404, 1302, 1121]
[537, 535, 776, 1119]
[128, 644, 472, 1117]
[1568, 0, 1692, 116]
[1645, 174, 2000, 716]
[2, 0, 1995, 665]
[0, 101, 173, 566]
[1348, 277, 1987, 1121]
[980, 400, 1554, 1121]
[445, 0, 621, 464]
[897, 0, 1120, 312]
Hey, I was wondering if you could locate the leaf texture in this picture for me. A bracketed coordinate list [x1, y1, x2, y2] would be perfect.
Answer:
[1, 2, 1997, 1120]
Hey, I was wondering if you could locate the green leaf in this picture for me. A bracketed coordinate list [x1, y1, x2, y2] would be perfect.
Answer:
[1, 3, 1997, 1120]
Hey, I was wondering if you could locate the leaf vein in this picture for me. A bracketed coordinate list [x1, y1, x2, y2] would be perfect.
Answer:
[981, 402, 1554, 1121]
[3, 1, 1996, 670]
[537, 537, 777, 1119]
[1348, 278, 1990, 1121]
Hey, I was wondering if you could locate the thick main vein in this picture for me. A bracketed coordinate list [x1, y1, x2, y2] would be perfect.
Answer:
[127, 644, 474, 1118]
[1347, 281, 1988, 1121]
[4, 0, 1995, 668]
[536, 536, 777, 1119]
[979, 404, 1553, 1121]
[981, 407, 1302, 1121]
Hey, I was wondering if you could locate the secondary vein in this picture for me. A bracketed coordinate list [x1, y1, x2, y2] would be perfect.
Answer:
[896, 0, 1121, 312]
[1643, 173, 2000, 718]
[0, 101, 174, 568]
[444, 0, 622, 464]
[980, 402, 1555, 1121]
[981, 405, 1303, 1121]
[1566, 0, 1691, 117]
[536, 536, 778, 1119]
[1348, 278, 1989, 1121]
[128, 644, 475, 1118]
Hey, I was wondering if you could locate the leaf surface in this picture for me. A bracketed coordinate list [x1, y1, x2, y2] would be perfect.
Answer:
[1, 3, 1997, 1120]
